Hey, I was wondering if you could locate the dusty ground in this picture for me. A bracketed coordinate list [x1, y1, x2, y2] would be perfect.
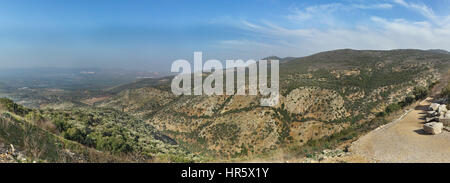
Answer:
[348, 97, 450, 163]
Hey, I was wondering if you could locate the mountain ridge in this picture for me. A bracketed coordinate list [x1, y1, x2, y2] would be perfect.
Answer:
[96, 49, 450, 160]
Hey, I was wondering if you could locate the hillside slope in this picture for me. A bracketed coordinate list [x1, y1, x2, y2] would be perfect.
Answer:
[95, 49, 450, 160]
[0, 98, 198, 162]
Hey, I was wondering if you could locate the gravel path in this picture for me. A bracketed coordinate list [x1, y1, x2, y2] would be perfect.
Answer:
[350, 98, 450, 163]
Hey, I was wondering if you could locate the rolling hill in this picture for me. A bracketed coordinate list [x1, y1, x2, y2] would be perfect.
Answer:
[2, 49, 450, 162]
[95, 49, 450, 160]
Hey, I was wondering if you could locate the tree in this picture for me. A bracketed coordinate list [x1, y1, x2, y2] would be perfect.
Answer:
[413, 86, 428, 100]
[96, 135, 132, 154]
[376, 111, 386, 117]
[385, 103, 401, 114]
[54, 120, 70, 133]
[63, 127, 86, 143]
[399, 95, 415, 107]
[404, 95, 415, 105]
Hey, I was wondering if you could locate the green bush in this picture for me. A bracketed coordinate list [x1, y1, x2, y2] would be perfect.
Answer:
[404, 95, 415, 105]
[376, 111, 386, 117]
[385, 103, 401, 114]
[53, 120, 71, 133]
[62, 127, 86, 143]
[96, 135, 132, 154]
[413, 86, 428, 100]
[0, 98, 31, 116]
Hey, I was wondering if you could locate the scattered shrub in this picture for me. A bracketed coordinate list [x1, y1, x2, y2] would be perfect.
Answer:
[385, 103, 401, 114]
[413, 86, 428, 100]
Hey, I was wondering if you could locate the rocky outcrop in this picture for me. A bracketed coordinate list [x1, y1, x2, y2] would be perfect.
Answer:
[284, 87, 349, 121]
[302, 149, 349, 163]
[426, 103, 450, 126]
[0, 143, 32, 163]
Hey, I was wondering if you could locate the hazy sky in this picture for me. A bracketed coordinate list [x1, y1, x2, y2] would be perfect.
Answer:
[1, 0, 450, 71]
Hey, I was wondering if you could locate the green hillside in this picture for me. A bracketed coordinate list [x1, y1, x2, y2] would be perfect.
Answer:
[96, 49, 450, 160]
[0, 98, 199, 162]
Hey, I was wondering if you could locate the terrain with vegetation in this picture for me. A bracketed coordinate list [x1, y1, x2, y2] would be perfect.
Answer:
[1, 49, 450, 162]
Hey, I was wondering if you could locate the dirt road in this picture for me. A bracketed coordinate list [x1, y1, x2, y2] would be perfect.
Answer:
[350, 97, 450, 163]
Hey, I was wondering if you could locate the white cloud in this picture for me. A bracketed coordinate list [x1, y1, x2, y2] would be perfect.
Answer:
[287, 3, 341, 22]
[393, 0, 450, 27]
[287, 2, 393, 23]
[393, 0, 408, 6]
[352, 3, 393, 10]
[215, 1, 450, 59]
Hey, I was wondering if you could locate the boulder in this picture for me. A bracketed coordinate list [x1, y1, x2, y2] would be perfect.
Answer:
[423, 122, 443, 135]
[429, 103, 440, 111]
[426, 117, 436, 123]
[438, 105, 448, 114]
[440, 116, 450, 126]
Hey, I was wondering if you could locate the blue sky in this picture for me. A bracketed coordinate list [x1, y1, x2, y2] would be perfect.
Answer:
[1, 0, 450, 71]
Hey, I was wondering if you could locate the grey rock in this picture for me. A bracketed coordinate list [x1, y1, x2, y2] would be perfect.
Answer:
[424, 122, 443, 135]
[438, 105, 448, 114]
[429, 103, 440, 111]
[439, 116, 450, 126]
[426, 117, 436, 123]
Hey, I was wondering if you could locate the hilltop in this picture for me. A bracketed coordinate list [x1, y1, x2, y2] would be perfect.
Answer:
[427, 49, 450, 55]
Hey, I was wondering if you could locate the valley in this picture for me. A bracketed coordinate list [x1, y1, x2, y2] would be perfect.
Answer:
[1, 49, 450, 163]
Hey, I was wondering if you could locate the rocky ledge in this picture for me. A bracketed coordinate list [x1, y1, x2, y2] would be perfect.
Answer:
[0, 142, 34, 163]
